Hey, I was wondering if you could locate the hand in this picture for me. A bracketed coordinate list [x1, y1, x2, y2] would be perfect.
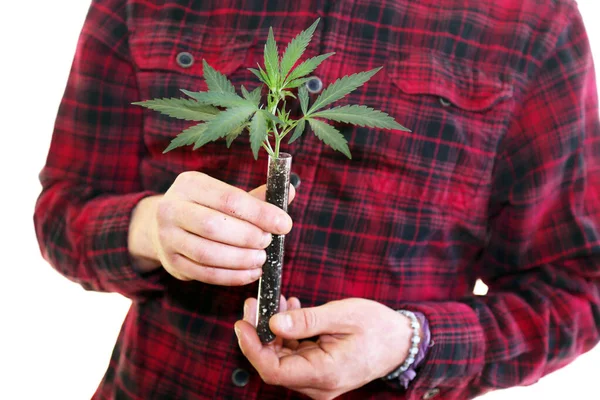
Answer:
[235, 298, 415, 400]
[128, 171, 295, 285]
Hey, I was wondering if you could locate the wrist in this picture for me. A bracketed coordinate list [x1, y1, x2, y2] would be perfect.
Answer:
[382, 310, 429, 385]
[128, 195, 162, 272]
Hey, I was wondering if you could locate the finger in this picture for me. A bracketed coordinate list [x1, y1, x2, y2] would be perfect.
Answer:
[249, 184, 296, 205]
[287, 297, 301, 310]
[169, 253, 262, 286]
[243, 298, 258, 326]
[281, 297, 301, 351]
[171, 199, 273, 249]
[235, 320, 318, 387]
[175, 172, 293, 235]
[168, 228, 266, 270]
[269, 302, 354, 340]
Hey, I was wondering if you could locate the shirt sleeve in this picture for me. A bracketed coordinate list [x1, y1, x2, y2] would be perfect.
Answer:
[33, 1, 167, 300]
[400, 4, 600, 399]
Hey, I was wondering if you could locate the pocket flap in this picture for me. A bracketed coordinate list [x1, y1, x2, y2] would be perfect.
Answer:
[129, 26, 252, 76]
[387, 53, 513, 112]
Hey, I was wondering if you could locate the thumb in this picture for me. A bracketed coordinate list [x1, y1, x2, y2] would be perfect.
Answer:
[269, 303, 353, 339]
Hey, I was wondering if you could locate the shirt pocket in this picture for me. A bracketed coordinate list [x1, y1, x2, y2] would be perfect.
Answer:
[129, 25, 259, 188]
[367, 52, 514, 218]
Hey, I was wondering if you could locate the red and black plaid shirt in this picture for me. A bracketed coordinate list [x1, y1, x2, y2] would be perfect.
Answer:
[34, 0, 600, 399]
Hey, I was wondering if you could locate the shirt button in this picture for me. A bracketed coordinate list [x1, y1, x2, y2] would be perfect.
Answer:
[290, 172, 301, 189]
[231, 368, 250, 387]
[306, 76, 323, 94]
[422, 388, 441, 399]
[176, 52, 195, 68]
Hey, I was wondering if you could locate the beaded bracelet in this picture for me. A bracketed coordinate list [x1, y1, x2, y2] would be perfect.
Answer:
[382, 310, 421, 381]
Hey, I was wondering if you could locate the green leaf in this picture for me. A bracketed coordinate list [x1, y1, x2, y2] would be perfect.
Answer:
[249, 111, 268, 159]
[288, 118, 306, 144]
[241, 85, 250, 99]
[308, 118, 351, 159]
[308, 67, 382, 114]
[299, 85, 309, 115]
[280, 19, 320, 82]
[248, 68, 270, 86]
[163, 123, 208, 153]
[311, 105, 411, 131]
[132, 98, 219, 121]
[264, 27, 280, 88]
[181, 89, 251, 108]
[226, 124, 247, 148]
[285, 52, 334, 83]
[203, 59, 235, 94]
[194, 105, 257, 150]
[280, 90, 297, 99]
[284, 77, 311, 89]
[248, 86, 263, 105]
[261, 110, 284, 126]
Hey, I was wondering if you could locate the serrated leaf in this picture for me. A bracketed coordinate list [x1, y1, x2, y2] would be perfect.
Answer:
[277, 107, 290, 124]
[249, 111, 268, 159]
[241, 85, 250, 99]
[132, 98, 219, 121]
[280, 19, 320, 83]
[311, 105, 410, 131]
[264, 27, 280, 88]
[226, 124, 247, 148]
[299, 85, 309, 115]
[285, 52, 335, 83]
[163, 123, 207, 153]
[248, 86, 263, 105]
[284, 77, 311, 89]
[288, 118, 306, 144]
[203, 59, 235, 94]
[193, 105, 257, 150]
[248, 68, 270, 86]
[308, 118, 351, 159]
[280, 90, 297, 99]
[181, 89, 251, 108]
[261, 110, 284, 126]
[308, 67, 382, 114]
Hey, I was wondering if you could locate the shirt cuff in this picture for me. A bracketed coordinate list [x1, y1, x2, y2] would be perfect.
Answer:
[83, 191, 168, 299]
[398, 301, 486, 399]
[398, 311, 431, 388]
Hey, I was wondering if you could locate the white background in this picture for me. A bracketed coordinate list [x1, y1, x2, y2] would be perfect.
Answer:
[1, 1, 598, 399]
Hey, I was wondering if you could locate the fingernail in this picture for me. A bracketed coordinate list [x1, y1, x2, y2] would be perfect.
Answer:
[255, 250, 267, 267]
[234, 326, 241, 339]
[273, 313, 293, 332]
[262, 232, 272, 247]
[243, 302, 249, 320]
[275, 215, 291, 233]
[250, 268, 262, 279]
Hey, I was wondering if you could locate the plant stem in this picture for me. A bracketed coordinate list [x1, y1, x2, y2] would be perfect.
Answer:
[262, 142, 275, 157]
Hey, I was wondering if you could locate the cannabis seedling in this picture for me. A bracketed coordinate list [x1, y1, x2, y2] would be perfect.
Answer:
[133, 19, 410, 343]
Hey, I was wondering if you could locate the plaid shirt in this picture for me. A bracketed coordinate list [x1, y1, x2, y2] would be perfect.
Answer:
[34, 0, 600, 399]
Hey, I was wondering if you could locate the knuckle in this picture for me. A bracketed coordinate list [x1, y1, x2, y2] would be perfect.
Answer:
[220, 191, 243, 215]
[166, 254, 190, 281]
[175, 171, 200, 187]
[301, 309, 318, 332]
[200, 215, 218, 237]
[157, 228, 171, 247]
[156, 199, 176, 224]
[191, 245, 211, 263]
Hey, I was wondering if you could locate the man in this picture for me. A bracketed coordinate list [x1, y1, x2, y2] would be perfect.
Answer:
[34, 0, 600, 399]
